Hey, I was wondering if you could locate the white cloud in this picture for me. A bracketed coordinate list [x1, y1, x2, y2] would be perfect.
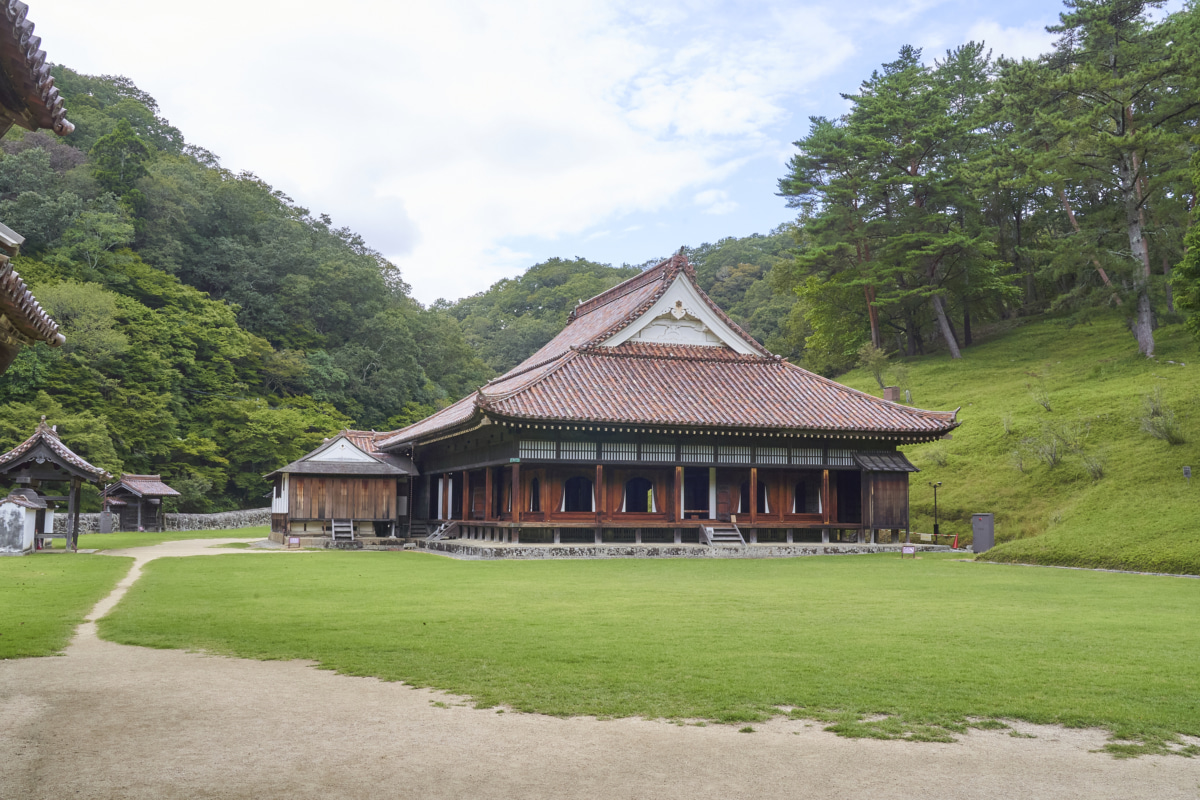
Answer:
[694, 189, 738, 215]
[29, 0, 1063, 302]
[32, 0, 862, 301]
[965, 20, 1057, 62]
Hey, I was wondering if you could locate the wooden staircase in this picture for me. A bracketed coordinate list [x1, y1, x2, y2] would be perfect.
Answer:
[701, 524, 745, 546]
[425, 521, 458, 541]
[331, 519, 354, 541]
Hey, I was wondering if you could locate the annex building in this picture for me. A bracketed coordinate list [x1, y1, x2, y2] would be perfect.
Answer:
[360, 254, 958, 550]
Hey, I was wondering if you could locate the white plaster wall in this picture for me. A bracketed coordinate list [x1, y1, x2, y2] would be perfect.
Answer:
[0, 504, 32, 554]
[271, 475, 289, 514]
[307, 439, 376, 462]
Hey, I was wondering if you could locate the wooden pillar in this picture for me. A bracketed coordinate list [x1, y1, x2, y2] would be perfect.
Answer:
[484, 468, 494, 521]
[461, 471, 470, 520]
[511, 464, 522, 524]
[821, 469, 831, 524]
[595, 464, 604, 523]
[441, 475, 450, 521]
[65, 477, 79, 551]
[674, 466, 683, 522]
[749, 467, 758, 526]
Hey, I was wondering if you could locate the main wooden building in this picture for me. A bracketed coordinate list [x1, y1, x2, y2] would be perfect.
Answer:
[366, 254, 957, 547]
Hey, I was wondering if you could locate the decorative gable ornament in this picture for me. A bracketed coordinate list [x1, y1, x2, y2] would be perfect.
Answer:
[602, 271, 761, 354]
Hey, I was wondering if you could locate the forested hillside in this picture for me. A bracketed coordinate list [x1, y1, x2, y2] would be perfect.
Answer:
[0, 68, 488, 511]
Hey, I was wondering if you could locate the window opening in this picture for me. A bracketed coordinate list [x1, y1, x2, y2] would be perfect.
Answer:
[529, 477, 541, 513]
[622, 477, 654, 513]
[792, 478, 822, 513]
[562, 476, 595, 512]
[739, 480, 769, 513]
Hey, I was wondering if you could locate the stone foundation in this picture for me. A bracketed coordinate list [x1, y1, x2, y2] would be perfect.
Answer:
[419, 541, 953, 560]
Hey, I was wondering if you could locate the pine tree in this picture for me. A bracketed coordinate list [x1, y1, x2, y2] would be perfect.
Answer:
[1040, 0, 1200, 357]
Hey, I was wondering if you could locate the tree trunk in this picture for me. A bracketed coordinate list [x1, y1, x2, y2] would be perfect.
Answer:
[864, 285, 881, 349]
[1164, 254, 1175, 314]
[1122, 151, 1155, 357]
[931, 294, 962, 359]
[962, 299, 973, 346]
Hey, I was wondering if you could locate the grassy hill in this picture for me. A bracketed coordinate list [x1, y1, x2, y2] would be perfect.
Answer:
[836, 314, 1200, 575]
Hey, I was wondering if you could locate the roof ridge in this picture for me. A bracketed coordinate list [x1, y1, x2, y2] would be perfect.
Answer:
[579, 344, 776, 363]
[568, 254, 686, 321]
[480, 350, 580, 405]
[484, 349, 573, 387]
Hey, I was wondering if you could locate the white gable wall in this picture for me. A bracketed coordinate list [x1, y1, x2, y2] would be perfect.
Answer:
[601, 274, 761, 355]
[307, 437, 378, 463]
[272, 474, 289, 514]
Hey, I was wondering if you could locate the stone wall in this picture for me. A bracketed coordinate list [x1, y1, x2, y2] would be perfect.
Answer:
[55, 508, 270, 534]
[420, 540, 952, 560]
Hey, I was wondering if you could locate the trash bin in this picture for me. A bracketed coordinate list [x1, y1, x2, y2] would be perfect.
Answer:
[972, 513, 994, 553]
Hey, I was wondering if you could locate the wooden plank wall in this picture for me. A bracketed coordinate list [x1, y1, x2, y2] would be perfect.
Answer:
[869, 473, 909, 528]
[289, 477, 396, 520]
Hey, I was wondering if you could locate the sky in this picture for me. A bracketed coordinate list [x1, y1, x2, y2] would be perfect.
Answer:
[30, 0, 1091, 303]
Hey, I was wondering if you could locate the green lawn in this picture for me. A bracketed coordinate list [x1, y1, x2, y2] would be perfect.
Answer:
[835, 314, 1200, 574]
[99, 551, 1200, 755]
[42, 525, 270, 552]
[0, 554, 132, 658]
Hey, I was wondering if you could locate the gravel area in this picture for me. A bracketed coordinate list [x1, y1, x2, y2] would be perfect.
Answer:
[1, 539, 1197, 799]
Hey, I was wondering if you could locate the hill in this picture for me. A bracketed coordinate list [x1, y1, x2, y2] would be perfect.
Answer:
[835, 314, 1200, 575]
[0, 68, 489, 512]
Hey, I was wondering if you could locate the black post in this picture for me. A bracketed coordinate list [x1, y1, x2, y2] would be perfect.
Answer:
[929, 481, 942, 539]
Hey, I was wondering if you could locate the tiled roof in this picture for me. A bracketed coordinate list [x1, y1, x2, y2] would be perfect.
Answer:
[854, 451, 920, 472]
[378, 255, 959, 447]
[0, 1, 74, 137]
[266, 430, 417, 477]
[478, 346, 955, 435]
[3, 488, 44, 508]
[0, 418, 111, 482]
[111, 474, 180, 497]
[0, 260, 61, 346]
[340, 429, 382, 454]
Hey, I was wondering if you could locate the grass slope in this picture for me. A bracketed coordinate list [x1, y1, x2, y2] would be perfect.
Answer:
[0, 554, 131, 658]
[835, 314, 1200, 574]
[99, 551, 1200, 754]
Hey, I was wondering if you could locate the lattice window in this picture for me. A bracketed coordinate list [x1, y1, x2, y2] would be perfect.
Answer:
[791, 447, 823, 466]
[559, 441, 597, 461]
[602, 442, 638, 461]
[828, 448, 855, 466]
[756, 446, 788, 465]
[518, 440, 556, 459]
[717, 445, 751, 464]
[680, 444, 713, 463]
[640, 443, 675, 462]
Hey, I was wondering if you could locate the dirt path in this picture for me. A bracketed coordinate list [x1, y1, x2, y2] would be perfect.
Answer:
[1, 540, 1197, 799]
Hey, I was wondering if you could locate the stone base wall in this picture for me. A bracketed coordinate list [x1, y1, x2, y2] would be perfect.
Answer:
[420, 541, 953, 560]
[56, 508, 270, 534]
